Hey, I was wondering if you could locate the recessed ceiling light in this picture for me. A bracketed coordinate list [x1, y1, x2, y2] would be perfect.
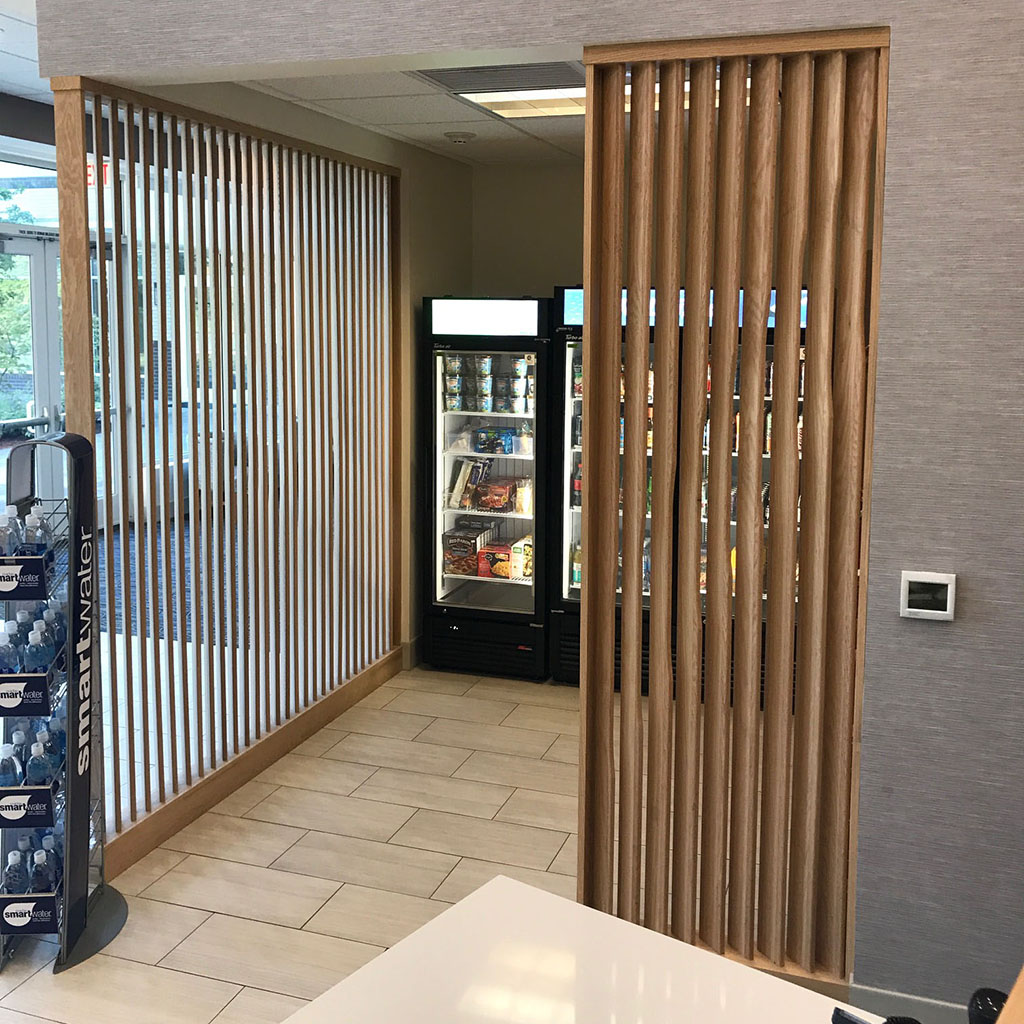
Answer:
[444, 131, 477, 144]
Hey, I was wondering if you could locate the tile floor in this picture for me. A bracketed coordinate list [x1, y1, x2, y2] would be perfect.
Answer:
[0, 668, 583, 1024]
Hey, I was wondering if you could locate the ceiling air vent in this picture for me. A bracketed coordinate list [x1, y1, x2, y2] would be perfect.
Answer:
[411, 62, 585, 95]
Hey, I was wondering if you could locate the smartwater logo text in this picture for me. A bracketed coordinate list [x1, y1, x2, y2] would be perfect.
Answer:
[0, 681, 45, 709]
[77, 524, 94, 775]
[2, 901, 53, 928]
[0, 566, 26, 593]
[0, 793, 47, 822]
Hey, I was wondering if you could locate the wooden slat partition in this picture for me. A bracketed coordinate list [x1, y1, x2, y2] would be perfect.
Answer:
[57, 79, 400, 849]
[579, 28, 889, 980]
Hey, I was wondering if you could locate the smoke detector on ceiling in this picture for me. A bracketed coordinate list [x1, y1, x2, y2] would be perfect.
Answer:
[444, 131, 477, 144]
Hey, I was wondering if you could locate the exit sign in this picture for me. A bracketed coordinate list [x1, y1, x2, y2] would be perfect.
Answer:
[86, 161, 112, 187]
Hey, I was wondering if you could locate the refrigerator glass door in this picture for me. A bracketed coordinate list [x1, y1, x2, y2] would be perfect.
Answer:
[434, 347, 538, 614]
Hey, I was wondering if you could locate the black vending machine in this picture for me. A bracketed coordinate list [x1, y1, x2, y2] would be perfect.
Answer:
[422, 297, 551, 680]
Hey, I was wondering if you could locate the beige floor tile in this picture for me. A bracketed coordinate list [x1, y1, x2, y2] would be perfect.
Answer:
[0, 1008, 59, 1023]
[211, 988, 307, 1024]
[351, 767, 512, 819]
[326, 706, 433, 739]
[213, 780, 279, 817]
[414, 717, 557, 758]
[256, 753, 376, 796]
[353, 687, 397, 709]
[502, 704, 580, 736]
[383, 669, 479, 694]
[161, 914, 382, 1001]
[455, 750, 578, 796]
[391, 809, 566, 870]
[464, 678, 580, 710]
[432, 858, 578, 903]
[244, 786, 415, 841]
[281, 831, 458, 897]
[142, 854, 339, 928]
[1, 953, 239, 1024]
[543, 734, 579, 764]
[110, 848, 187, 896]
[496, 788, 578, 833]
[102, 896, 210, 965]
[384, 689, 515, 724]
[0, 937, 57, 999]
[549, 833, 578, 875]
[161, 812, 306, 867]
[323, 732, 472, 776]
[293, 729, 345, 757]
[304, 884, 447, 947]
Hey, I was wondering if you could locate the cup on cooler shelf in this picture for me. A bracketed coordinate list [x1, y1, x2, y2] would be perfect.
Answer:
[511, 396, 527, 414]
[444, 393, 463, 412]
[475, 355, 493, 375]
[445, 375, 463, 394]
[494, 377, 510, 397]
[477, 396, 494, 411]
[494, 396, 511, 413]
[444, 355, 463, 374]
[510, 377, 527, 397]
[477, 375, 494, 397]
[510, 357, 528, 378]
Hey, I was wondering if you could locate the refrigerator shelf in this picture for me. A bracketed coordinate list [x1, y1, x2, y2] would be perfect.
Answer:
[442, 508, 534, 521]
[444, 410, 534, 421]
[443, 572, 533, 587]
[569, 507, 652, 522]
[443, 449, 534, 461]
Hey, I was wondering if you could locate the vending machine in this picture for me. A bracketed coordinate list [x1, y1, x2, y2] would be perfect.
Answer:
[422, 298, 551, 680]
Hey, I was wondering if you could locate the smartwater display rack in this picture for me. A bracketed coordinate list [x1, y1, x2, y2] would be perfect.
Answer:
[0, 434, 108, 970]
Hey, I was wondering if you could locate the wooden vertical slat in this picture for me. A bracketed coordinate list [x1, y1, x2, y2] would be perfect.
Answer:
[387, 176, 400, 654]
[296, 152, 310, 705]
[183, 118, 201, 782]
[107, 100, 137, 819]
[313, 157, 327, 695]
[758, 51, 813, 965]
[342, 164, 354, 681]
[578, 62, 623, 914]
[323, 158, 337, 686]
[672, 56, 716, 944]
[371, 173, 384, 662]
[91, 95, 123, 832]
[286, 149, 300, 717]
[729, 54, 780, 959]
[701, 53, 746, 954]
[126, 103, 151, 815]
[154, 110, 178, 797]
[644, 57, 684, 935]
[788, 49, 845, 968]
[817, 48, 878, 974]
[354, 169, 366, 672]
[618, 58, 656, 927]
[335, 165, 348, 672]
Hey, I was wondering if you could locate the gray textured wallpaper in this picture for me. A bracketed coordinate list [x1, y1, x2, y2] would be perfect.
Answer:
[36, 0, 1024, 1007]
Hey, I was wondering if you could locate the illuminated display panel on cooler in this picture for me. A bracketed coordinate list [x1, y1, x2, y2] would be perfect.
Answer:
[560, 288, 809, 329]
[431, 298, 540, 337]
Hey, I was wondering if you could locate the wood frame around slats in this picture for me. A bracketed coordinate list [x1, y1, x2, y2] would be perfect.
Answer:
[55, 77, 400, 863]
[579, 27, 889, 982]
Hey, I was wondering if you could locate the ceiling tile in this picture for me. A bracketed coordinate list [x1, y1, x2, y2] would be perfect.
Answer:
[0, 14, 37, 61]
[381, 117, 523, 145]
[253, 71, 435, 101]
[516, 115, 585, 144]
[469, 138, 580, 164]
[314, 93, 491, 126]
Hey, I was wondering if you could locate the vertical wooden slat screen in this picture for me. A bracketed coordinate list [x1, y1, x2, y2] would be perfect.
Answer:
[57, 78, 399, 853]
[579, 27, 889, 980]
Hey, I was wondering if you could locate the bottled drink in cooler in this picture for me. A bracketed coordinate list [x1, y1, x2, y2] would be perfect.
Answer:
[572, 543, 582, 587]
[0, 633, 20, 673]
[571, 459, 583, 507]
[3, 852, 27, 895]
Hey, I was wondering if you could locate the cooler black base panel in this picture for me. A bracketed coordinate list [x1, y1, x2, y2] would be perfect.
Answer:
[423, 615, 547, 680]
[550, 611, 654, 691]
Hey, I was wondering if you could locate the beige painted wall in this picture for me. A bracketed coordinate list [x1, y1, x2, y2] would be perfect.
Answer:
[471, 162, 583, 296]
[145, 82, 474, 659]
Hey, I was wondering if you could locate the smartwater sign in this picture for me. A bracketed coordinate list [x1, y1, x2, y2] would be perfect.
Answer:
[0, 895, 59, 935]
[0, 786, 56, 828]
[0, 555, 50, 600]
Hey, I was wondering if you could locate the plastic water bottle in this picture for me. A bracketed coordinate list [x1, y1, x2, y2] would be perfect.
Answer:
[11, 730, 28, 770]
[36, 731, 60, 774]
[23, 632, 54, 673]
[33, 619, 56, 651]
[29, 849, 53, 893]
[52, 820, 65, 859]
[0, 633, 20, 674]
[3, 852, 27, 895]
[47, 717, 66, 758]
[41, 834, 62, 880]
[16, 835, 33, 865]
[29, 506, 54, 550]
[0, 514, 19, 556]
[4, 621, 23, 655]
[25, 743, 52, 786]
[2, 505, 23, 549]
[43, 608, 66, 649]
[23, 515, 50, 555]
[0, 744, 22, 788]
[47, 598, 67, 631]
[15, 611, 32, 645]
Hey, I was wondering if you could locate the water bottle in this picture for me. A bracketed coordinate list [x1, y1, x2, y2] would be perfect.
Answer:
[29, 849, 53, 893]
[36, 731, 60, 774]
[52, 820, 65, 859]
[43, 609, 66, 649]
[3, 852, 27, 895]
[11, 730, 28, 770]
[34, 619, 56, 651]
[41, 834, 62, 880]
[0, 514, 19, 556]
[0, 744, 23, 787]
[47, 717, 66, 758]
[15, 611, 32, 645]
[23, 515, 50, 555]
[23, 632, 54, 673]
[25, 743, 53, 786]
[29, 506, 54, 547]
[16, 835, 33, 866]
[0, 633, 20, 674]
[3, 505, 23, 546]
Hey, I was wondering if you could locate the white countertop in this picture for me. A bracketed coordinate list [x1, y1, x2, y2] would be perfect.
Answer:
[284, 876, 883, 1024]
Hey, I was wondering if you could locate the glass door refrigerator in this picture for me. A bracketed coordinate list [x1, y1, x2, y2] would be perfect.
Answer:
[422, 298, 550, 680]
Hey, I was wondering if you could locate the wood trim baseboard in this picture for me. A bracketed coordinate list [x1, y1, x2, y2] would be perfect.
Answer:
[50, 75, 401, 180]
[584, 26, 890, 65]
[104, 648, 403, 879]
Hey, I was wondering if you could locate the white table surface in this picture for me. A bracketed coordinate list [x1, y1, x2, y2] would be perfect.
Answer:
[285, 876, 884, 1024]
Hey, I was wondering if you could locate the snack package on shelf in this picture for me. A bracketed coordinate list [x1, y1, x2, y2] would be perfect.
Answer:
[478, 543, 513, 579]
[511, 534, 534, 579]
[458, 461, 492, 509]
[446, 427, 474, 453]
[514, 478, 534, 516]
[443, 521, 495, 576]
[474, 479, 517, 514]
[473, 427, 517, 455]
